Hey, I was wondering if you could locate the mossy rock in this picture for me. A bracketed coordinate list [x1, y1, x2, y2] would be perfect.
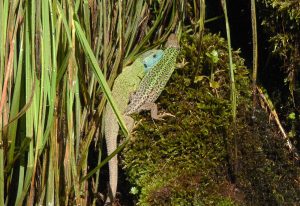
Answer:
[121, 33, 300, 205]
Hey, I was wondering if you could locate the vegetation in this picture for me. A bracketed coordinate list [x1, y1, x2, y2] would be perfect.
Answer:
[122, 33, 300, 205]
[0, 0, 299, 205]
[123, 33, 244, 205]
[0, 1, 195, 205]
[257, 0, 300, 146]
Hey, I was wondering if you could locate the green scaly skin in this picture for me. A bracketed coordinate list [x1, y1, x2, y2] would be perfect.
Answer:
[125, 34, 180, 118]
[104, 49, 163, 203]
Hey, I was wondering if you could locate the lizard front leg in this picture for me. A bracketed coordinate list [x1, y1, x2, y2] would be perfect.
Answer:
[139, 102, 175, 120]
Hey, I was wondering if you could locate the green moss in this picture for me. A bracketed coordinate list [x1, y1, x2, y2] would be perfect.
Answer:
[121, 33, 300, 205]
[259, 0, 300, 23]
[235, 109, 300, 205]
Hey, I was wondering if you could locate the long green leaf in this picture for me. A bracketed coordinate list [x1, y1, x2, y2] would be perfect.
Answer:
[74, 20, 129, 137]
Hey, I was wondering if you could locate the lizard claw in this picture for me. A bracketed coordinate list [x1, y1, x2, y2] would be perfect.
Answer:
[176, 58, 188, 68]
[132, 119, 143, 131]
[154, 112, 175, 120]
[162, 112, 175, 118]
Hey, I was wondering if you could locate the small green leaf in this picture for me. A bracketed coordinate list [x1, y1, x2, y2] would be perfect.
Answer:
[288, 112, 295, 120]
[210, 81, 220, 89]
[130, 187, 139, 195]
[288, 130, 296, 138]
[206, 50, 219, 63]
[184, 78, 191, 86]
[232, 63, 236, 71]
[194, 75, 207, 83]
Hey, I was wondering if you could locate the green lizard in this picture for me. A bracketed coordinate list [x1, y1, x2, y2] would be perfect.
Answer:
[104, 49, 164, 203]
[125, 34, 180, 120]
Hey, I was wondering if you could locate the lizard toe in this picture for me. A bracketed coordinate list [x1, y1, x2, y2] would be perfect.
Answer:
[153, 112, 175, 121]
[159, 112, 175, 118]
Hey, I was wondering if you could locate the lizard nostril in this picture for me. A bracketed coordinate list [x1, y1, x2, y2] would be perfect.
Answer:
[153, 54, 157, 58]
[144, 64, 147, 68]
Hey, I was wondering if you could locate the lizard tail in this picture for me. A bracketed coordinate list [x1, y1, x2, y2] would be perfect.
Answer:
[104, 106, 120, 203]
[107, 137, 118, 200]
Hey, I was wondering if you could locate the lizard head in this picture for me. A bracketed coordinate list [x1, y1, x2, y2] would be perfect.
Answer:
[165, 34, 180, 48]
[141, 49, 164, 72]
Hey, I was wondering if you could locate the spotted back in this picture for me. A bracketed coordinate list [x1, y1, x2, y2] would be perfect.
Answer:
[125, 34, 179, 115]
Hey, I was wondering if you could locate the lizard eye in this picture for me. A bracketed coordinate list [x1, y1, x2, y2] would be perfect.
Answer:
[153, 54, 157, 58]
